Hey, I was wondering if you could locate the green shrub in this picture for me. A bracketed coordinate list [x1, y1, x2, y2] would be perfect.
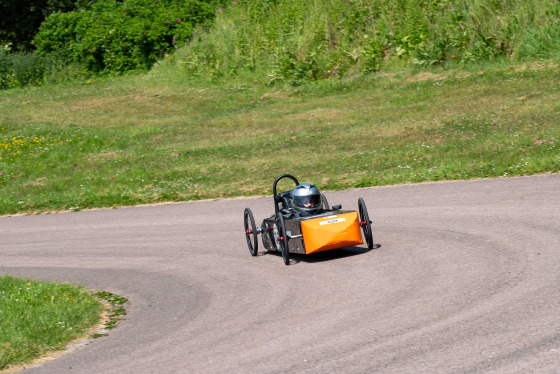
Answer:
[0, 51, 13, 89]
[12, 53, 48, 86]
[33, 0, 221, 74]
[0, 51, 50, 89]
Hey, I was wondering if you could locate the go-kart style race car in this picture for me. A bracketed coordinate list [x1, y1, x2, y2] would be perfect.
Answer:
[243, 174, 373, 265]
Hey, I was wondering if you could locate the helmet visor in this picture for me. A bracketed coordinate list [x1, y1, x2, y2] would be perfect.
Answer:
[295, 194, 321, 209]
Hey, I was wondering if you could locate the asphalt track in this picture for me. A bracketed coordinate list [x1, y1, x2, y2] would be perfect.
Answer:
[1, 174, 559, 374]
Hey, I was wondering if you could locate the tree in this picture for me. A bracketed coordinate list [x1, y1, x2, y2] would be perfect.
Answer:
[0, 0, 79, 51]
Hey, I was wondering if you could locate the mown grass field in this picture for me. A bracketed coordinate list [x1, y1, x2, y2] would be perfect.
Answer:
[1, 60, 559, 215]
[0, 276, 104, 371]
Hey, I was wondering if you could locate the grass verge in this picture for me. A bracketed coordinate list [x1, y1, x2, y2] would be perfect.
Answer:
[0, 60, 559, 215]
[0, 275, 126, 371]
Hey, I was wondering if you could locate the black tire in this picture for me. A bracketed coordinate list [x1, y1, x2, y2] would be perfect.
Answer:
[321, 193, 330, 210]
[277, 213, 290, 265]
[244, 208, 258, 256]
[358, 198, 373, 250]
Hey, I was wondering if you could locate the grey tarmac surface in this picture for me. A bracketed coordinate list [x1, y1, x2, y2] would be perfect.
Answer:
[1, 174, 559, 374]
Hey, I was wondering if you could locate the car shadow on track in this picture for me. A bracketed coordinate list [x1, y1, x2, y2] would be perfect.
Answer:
[264, 244, 381, 265]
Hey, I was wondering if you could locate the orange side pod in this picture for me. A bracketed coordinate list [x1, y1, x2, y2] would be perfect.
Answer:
[301, 212, 363, 254]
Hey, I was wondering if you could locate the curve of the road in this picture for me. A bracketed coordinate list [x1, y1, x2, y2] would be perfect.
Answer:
[1, 174, 559, 374]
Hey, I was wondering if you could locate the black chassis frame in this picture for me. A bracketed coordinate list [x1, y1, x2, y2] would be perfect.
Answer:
[260, 209, 354, 255]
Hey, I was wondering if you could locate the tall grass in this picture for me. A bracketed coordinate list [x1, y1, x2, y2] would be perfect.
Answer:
[173, 0, 560, 84]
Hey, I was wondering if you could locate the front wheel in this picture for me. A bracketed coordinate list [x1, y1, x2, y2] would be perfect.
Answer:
[244, 208, 258, 256]
[321, 193, 330, 210]
[277, 213, 290, 265]
[358, 198, 373, 250]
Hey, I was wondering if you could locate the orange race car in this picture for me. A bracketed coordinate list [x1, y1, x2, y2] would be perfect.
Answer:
[243, 174, 373, 265]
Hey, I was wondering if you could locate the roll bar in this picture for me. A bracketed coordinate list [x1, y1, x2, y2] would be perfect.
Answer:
[273, 174, 299, 214]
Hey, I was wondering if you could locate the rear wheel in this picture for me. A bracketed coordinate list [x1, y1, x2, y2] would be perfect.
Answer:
[358, 198, 373, 250]
[277, 213, 290, 265]
[244, 208, 258, 256]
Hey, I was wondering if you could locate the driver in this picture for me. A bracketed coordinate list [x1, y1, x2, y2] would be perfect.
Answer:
[291, 183, 323, 216]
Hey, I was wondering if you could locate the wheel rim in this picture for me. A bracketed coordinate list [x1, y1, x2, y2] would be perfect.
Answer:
[244, 208, 258, 256]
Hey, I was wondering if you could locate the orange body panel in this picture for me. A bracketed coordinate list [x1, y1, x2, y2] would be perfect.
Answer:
[301, 212, 363, 254]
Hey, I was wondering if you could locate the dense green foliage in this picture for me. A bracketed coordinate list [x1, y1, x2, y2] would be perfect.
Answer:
[176, 0, 560, 84]
[2, 0, 560, 89]
[33, 0, 221, 73]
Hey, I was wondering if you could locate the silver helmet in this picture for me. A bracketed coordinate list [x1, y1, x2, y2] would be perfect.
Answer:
[292, 183, 322, 216]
